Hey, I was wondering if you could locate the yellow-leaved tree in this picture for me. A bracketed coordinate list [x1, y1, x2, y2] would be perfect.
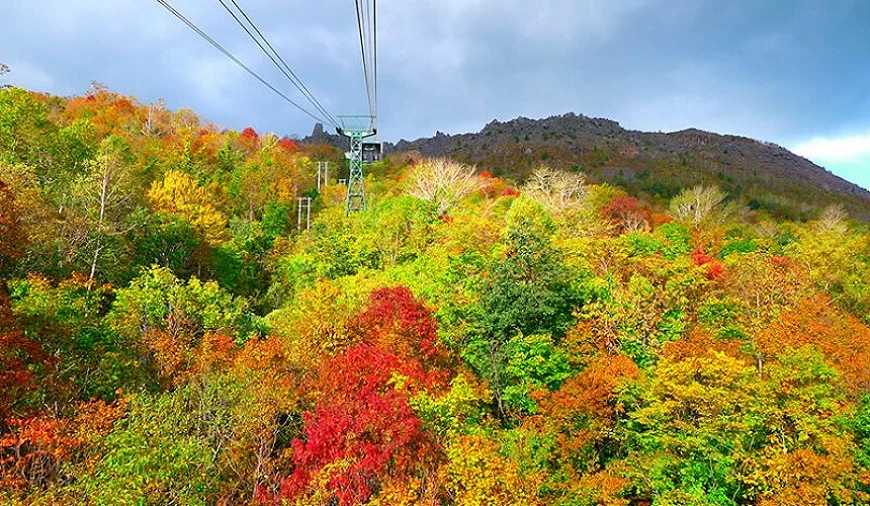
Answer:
[147, 170, 227, 244]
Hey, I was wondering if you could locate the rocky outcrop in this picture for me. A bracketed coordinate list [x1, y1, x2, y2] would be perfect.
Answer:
[303, 114, 870, 219]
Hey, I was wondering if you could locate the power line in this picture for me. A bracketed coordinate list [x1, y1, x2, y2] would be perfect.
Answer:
[228, 0, 339, 127]
[354, 0, 371, 117]
[362, 0, 376, 120]
[219, 0, 340, 128]
[373, 0, 377, 121]
[217, 0, 335, 126]
[365, 0, 378, 121]
[354, 0, 374, 119]
[153, 0, 329, 125]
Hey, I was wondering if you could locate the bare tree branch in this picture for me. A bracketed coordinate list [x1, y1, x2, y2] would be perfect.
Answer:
[406, 158, 483, 215]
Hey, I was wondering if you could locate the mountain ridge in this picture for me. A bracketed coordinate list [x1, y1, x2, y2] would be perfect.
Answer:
[305, 113, 870, 220]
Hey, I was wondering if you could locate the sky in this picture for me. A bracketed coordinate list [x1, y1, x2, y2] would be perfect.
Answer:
[3, 0, 870, 189]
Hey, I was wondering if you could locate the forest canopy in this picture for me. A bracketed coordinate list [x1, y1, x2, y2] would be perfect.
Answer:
[1, 85, 869, 505]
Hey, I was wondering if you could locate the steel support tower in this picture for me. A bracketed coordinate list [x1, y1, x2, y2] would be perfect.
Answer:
[337, 115, 376, 213]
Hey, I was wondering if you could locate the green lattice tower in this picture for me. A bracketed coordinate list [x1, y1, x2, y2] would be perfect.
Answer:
[338, 116, 376, 213]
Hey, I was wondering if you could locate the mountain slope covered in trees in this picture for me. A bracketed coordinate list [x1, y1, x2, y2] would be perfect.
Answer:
[355, 114, 870, 221]
[1, 86, 869, 505]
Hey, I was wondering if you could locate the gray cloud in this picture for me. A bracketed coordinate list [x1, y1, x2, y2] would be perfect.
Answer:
[4, 0, 870, 187]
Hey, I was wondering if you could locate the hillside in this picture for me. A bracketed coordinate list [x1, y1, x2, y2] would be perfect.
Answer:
[317, 114, 870, 220]
[2, 86, 870, 505]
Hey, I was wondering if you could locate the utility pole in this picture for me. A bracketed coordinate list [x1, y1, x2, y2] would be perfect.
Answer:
[316, 161, 330, 191]
[297, 196, 311, 231]
[337, 116, 376, 213]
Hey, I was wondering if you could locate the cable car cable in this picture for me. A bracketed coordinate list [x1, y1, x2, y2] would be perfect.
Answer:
[354, 0, 374, 118]
[372, 0, 377, 121]
[220, 0, 340, 128]
[154, 0, 329, 125]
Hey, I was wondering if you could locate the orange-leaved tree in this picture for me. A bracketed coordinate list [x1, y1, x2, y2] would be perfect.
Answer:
[756, 294, 870, 393]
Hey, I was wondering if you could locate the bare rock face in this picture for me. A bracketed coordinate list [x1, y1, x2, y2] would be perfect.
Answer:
[305, 122, 345, 148]
[391, 114, 870, 219]
[304, 114, 870, 219]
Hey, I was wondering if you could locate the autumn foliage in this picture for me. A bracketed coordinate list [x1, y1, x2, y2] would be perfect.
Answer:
[692, 247, 726, 280]
[0, 180, 25, 269]
[274, 288, 447, 504]
[278, 136, 298, 153]
[348, 286, 442, 364]
[602, 194, 650, 232]
[0, 416, 76, 490]
[1, 85, 868, 505]
[277, 344, 438, 505]
[240, 127, 260, 149]
[757, 294, 870, 393]
[0, 292, 47, 421]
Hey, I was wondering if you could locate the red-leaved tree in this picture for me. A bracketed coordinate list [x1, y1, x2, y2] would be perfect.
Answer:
[277, 343, 439, 505]
[278, 136, 298, 153]
[348, 286, 443, 365]
[602, 195, 651, 233]
[239, 127, 260, 151]
[692, 247, 726, 281]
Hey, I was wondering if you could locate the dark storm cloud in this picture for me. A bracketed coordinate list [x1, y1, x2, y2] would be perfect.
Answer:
[4, 0, 870, 187]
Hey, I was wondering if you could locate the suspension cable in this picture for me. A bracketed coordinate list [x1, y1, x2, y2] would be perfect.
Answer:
[220, 0, 340, 128]
[373, 0, 378, 121]
[154, 0, 329, 125]
[354, 0, 375, 119]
